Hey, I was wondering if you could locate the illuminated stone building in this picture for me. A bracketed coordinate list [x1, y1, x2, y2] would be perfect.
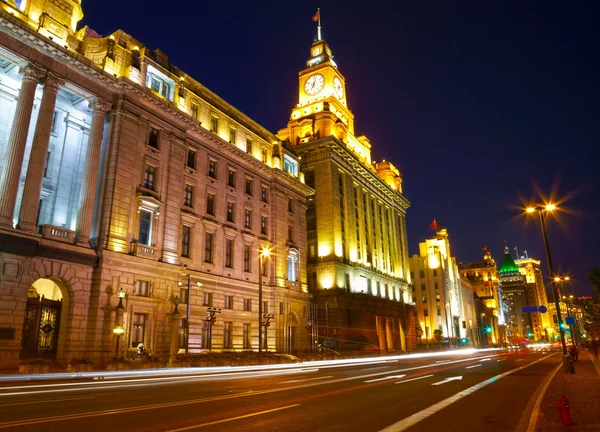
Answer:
[498, 248, 531, 342]
[277, 35, 414, 352]
[410, 230, 478, 346]
[0, 1, 312, 369]
[459, 250, 505, 345]
[515, 256, 551, 341]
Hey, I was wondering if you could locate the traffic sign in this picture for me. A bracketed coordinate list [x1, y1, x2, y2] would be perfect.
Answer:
[538, 306, 547, 313]
[566, 316, 575, 325]
[522, 306, 539, 313]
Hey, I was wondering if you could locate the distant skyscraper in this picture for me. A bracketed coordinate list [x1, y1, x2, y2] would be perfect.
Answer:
[515, 256, 552, 341]
[499, 247, 531, 342]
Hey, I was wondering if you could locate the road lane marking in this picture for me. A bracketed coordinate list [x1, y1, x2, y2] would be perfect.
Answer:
[431, 376, 462, 386]
[365, 375, 406, 383]
[497, 359, 507, 362]
[526, 362, 562, 432]
[479, 358, 491, 362]
[465, 365, 481, 369]
[395, 375, 433, 384]
[362, 366, 390, 371]
[165, 404, 301, 431]
[280, 376, 333, 384]
[379, 353, 556, 432]
[0, 396, 93, 407]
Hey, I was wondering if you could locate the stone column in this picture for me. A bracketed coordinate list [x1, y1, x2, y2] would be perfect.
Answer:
[75, 98, 112, 246]
[169, 311, 181, 366]
[385, 318, 395, 351]
[17, 72, 64, 232]
[0, 64, 44, 228]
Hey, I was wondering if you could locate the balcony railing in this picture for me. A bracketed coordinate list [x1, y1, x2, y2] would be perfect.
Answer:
[40, 225, 75, 244]
[132, 243, 159, 261]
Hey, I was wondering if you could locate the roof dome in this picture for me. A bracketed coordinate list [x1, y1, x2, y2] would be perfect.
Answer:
[499, 247, 520, 276]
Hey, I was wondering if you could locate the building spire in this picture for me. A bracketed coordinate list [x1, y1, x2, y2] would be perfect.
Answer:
[313, 8, 322, 41]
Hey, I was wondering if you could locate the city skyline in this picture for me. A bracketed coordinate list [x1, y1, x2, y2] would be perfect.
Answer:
[81, 1, 599, 295]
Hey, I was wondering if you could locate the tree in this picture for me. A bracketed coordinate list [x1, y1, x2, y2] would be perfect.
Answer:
[433, 329, 443, 345]
[415, 324, 423, 345]
[588, 267, 600, 295]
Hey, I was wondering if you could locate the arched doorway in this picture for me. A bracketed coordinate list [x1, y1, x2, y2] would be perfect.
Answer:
[21, 279, 63, 359]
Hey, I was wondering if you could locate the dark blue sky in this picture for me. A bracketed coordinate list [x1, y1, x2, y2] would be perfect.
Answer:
[83, 1, 599, 295]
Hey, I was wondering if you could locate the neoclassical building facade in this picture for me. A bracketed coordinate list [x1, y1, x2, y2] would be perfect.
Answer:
[0, 0, 312, 368]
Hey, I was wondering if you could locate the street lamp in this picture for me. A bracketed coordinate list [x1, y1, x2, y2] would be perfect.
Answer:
[117, 287, 125, 309]
[525, 204, 573, 373]
[258, 247, 270, 363]
[178, 275, 202, 355]
[113, 324, 125, 357]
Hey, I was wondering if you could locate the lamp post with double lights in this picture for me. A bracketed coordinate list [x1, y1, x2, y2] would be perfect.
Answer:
[113, 287, 126, 357]
[205, 307, 222, 351]
[258, 247, 270, 363]
[526, 204, 573, 373]
[177, 274, 202, 355]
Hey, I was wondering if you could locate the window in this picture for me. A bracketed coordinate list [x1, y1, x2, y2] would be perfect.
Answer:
[223, 322, 232, 349]
[190, 103, 199, 120]
[263, 301, 269, 313]
[288, 225, 294, 243]
[422, 296, 428, 303]
[261, 148, 268, 163]
[204, 232, 214, 263]
[211, 117, 219, 133]
[244, 209, 252, 229]
[434, 283, 439, 290]
[244, 298, 252, 312]
[345, 273, 351, 291]
[437, 308, 441, 316]
[208, 159, 217, 178]
[279, 302, 284, 315]
[244, 245, 250, 272]
[203, 292, 213, 306]
[224, 295, 233, 309]
[243, 323, 251, 349]
[288, 198, 293, 213]
[433, 269, 438, 277]
[283, 155, 298, 176]
[419, 270, 425, 278]
[143, 165, 156, 190]
[138, 209, 152, 245]
[229, 128, 236, 144]
[225, 239, 234, 268]
[261, 186, 268, 203]
[228, 169, 236, 188]
[421, 284, 426, 292]
[135, 280, 149, 296]
[226, 202, 235, 223]
[186, 149, 196, 169]
[132, 313, 147, 347]
[146, 65, 174, 100]
[184, 184, 193, 207]
[384, 284, 389, 298]
[206, 193, 215, 216]
[44, 151, 51, 178]
[287, 252, 298, 282]
[262, 258, 268, 276]
[245, 178, 253, 196]
[410, 272, 414, 280]
[246, 139, 253, 154]
[181, 225, 191, 258]
[376, 281, 381, 296]
[148, 127, 159, 148]
[260, 216, 267, 235]
[367, 279, 372, 295]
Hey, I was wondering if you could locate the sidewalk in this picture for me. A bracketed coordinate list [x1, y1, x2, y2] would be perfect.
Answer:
[535, 350, 600, 431]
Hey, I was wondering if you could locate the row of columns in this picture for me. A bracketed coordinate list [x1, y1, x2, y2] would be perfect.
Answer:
[0, 62, 112, 246]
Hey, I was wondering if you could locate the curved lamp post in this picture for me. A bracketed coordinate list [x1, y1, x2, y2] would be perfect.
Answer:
[258, 247, 271, 364]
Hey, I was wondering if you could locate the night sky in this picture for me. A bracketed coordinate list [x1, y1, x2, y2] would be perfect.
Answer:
[82, 1, 599, 295]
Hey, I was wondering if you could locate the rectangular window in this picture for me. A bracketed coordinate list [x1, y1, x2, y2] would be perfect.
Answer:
[261, 186, 268, 203]
[186, 149, 196, 169]
[228, 169, 236, 188]
[263, 301, 269, 313]
[288, 198, 293, 213]
[244, 245, 250, 272]
[224, 295, 233, 309]
[434, 282, 439, 290]
[243, 323, 251, 349]
[422, 296, 428, 303]
[181, 225, 191, 258]
[44, 151, 51, 178]
[419, 270, 425, 278]
[148, 127, 159, 149]
[226, 202, 235, 223]
[433, 269, 438, 277]
[225, 239, 233, 268]
[51, 111, 59, 134]
[211, 117, 219, 133]
[206, 193, 215, 216]
[288, 225, 294, 243]
[245, 178, 253, 196]
[244, 298, 252, 312]
[204, 232, 214, 263]
[367, 279, 372, 295]
[283, 155, 298, 176]
[229, 128, 236, 144]
[146, 66, 174, 101]
[287, 253, 297, 282]
[190, 103, 199, 120]
[223, 321, 232, 349]
[143, 165, 156, 190]
[184, 184, 193, 207]
[279, 302, 284, 315]
[132, 313, 146, 347]
[203, 292, 213, 307]
[138, 209, 152, 245]
[244, 209, 252, 229]
[246, 139, 253, 154]
[437, 308, 441, 316]
[135, 280, 149, 297]
[261, 148, 267, 163]
[208, 159, 217, 178]
[261, 216, 267, 235]
[376, 281, 381, 296]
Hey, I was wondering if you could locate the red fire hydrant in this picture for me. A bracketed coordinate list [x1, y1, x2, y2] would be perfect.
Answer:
[555, 394, 572, 426]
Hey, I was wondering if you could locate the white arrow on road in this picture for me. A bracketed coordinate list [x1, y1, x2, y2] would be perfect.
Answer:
[365, 374, 406, 383]
[431, 376, 463, 386]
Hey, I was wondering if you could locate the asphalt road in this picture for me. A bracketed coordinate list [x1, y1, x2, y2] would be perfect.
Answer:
[0, 348, 560, 432]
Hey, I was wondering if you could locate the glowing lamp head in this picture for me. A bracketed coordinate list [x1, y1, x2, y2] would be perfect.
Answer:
[117, 287, 126, 299]
[545, 204, 556, 211]
[195, 281, 202, 287]
[172, 296, 181, 306]
[564, 276, 570, 281]
[112, 325, 125, 336]
[554, 277, 561, 282]
[526, 207, 536, 214]
[260, 248, 271, 258]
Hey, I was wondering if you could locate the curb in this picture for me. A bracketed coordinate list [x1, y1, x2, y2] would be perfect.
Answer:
[524, 361, 562, 432]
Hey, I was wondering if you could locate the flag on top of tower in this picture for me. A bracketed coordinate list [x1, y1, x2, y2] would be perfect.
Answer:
[429, 219, 438, 232]
[312, 10, 319, 22]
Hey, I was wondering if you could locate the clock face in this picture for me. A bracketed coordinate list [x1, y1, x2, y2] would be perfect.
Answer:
[304, 73, 325, 96]
[333, 76, 344, 99]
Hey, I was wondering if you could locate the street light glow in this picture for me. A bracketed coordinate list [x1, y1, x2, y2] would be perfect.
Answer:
[260, 247, 271, 257]
[526, 207, 536, 213]
[545, 203, 556, 211]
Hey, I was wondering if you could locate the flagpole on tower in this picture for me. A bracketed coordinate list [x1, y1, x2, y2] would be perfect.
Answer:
[317, 8, 322, 41]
